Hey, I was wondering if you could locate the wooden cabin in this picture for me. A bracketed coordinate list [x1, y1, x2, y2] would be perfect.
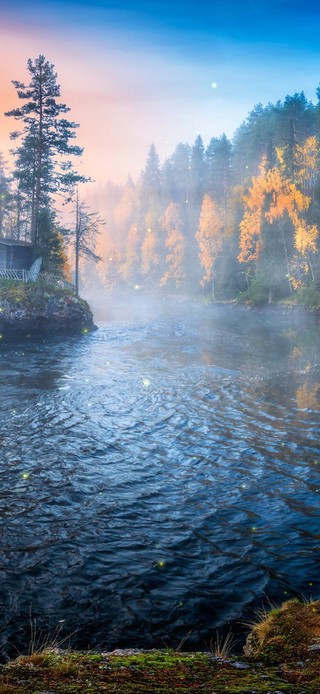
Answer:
[0, 238, 34, 270]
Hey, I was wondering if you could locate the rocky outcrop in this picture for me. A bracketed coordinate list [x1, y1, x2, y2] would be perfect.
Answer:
[0, 284, 96, 339]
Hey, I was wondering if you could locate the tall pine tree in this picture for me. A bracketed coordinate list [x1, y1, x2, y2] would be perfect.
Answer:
[5, 55, 85, 258]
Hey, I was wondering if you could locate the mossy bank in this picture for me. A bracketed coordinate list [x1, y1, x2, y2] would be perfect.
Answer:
[0, 281, 96, 339]
[0, 600, 319, 693]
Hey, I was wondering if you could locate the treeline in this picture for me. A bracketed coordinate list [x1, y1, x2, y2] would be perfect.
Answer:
[87, 90, 320, 305]
[1, 60, 320, 305]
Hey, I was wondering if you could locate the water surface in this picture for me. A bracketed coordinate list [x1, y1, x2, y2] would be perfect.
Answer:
[0, 298, 319, 655]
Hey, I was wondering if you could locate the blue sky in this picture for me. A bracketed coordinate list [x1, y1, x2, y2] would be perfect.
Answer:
[1, 0, 320, 182]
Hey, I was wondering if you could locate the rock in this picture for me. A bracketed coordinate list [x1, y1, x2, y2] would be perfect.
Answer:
[0, 284, 96, 338]
[103, 648, 146, 656]
[230, 660, 250, 669]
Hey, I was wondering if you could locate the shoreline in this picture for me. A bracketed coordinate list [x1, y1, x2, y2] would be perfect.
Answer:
[1, 599, 320, 692]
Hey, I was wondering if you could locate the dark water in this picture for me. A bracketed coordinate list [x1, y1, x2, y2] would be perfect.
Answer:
[0, 298, 319, 657]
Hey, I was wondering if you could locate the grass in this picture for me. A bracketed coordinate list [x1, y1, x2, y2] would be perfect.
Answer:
[210, 628, 237, 659]
[0, 647, 315, 693]
[0, 599, 320, 692]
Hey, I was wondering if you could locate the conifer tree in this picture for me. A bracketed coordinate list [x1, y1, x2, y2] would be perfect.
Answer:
[5, 55, 85, 251]
[0, 154, 12, 236]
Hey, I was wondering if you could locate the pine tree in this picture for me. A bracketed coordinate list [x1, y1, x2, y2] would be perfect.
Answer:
[140, 144, 161, 210]
[0, 154, 12, 236]
[5, 55, 85, 248]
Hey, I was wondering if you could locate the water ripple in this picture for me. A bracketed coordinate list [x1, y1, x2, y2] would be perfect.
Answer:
[0, 302, 319, 656]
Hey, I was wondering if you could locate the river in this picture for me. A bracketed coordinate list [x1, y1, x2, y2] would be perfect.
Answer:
[0, 297, 319, 656]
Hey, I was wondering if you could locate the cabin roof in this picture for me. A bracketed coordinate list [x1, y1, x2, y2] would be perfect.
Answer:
[0, 237, 32, 247]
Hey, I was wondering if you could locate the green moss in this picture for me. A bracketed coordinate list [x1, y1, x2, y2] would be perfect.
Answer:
[0, 646, 319, 693]
[0, 279, 94, 337]
[1, 601, 320, 691]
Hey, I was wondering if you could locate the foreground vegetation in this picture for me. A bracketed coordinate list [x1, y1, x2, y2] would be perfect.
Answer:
[0, 600, 319, 693]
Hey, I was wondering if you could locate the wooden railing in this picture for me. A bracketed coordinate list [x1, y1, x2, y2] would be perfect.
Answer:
[0, 268, 75, 292]
[0, 268, 27, 281]
[38, 272, 76, 292]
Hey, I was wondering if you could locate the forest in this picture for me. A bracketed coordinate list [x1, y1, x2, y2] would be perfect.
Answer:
[1, 55, 320, 307]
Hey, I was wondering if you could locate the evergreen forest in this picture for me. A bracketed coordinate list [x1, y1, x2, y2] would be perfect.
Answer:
[2, 55, 320, 307]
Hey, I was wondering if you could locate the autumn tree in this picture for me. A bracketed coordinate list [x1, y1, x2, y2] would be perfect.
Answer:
[160, 204, 186, 289]
[239, 149, 318, 300]
[140, 210, 162, 287]
[196, 195, 223, 300]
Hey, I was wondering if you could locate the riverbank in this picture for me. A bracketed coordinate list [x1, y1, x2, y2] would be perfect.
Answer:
[0, 600, 319, 692]
[0, 280, 96, 338]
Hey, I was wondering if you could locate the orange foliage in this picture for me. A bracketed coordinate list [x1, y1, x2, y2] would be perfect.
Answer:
[239, 149, 318, 266]
[120, 223, 140, 283]
[196, 195, 223, 286]
[238, 157, 267, 263]
[160, 204, 186, 288]
[294, 220, 318, 256]
[141, 230, 159, 277]
[96, 229, 121, 289]
[238, 208, 263, 263]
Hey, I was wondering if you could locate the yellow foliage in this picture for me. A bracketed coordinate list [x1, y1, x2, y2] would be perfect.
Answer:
[160, 204, 186, 288]
[238, 209, 263, 263]
[196, 195, 223, 285]
[141, 230, 159, 276]
[239, 150, 318, 267]
[294, 220, 318, 255]
[120, 223, 140, 282]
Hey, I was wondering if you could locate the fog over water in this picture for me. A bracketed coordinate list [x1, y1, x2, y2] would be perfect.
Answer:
[0, 295, 319, 657]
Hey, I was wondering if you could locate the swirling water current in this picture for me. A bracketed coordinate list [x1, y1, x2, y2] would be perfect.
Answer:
[0, 298, 319, 656]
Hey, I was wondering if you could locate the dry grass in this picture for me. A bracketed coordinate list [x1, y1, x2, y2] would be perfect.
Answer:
[210, 629, 237, 659]
[244, 598, 320, 663]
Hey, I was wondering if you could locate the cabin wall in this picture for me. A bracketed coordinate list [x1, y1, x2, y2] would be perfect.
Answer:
[12, 247, 33, 270]
[0, 245, 6, 268]
[0, 244, 33, 269]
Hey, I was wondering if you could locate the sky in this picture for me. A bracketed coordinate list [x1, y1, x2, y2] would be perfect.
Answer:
[1, 0, 320, 184]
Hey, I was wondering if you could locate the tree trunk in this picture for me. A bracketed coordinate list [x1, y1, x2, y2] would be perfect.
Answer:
[31, 64, 44, 245]
[307, 251, 315, 281]
[75, 189, 80, 295]
[279, 221, 293, 294]
[211, 270, 215, 302]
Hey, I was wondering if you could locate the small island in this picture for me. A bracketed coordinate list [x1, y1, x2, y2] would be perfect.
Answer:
[0, 280, 96, 339]
[0, 238, 96, 339]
